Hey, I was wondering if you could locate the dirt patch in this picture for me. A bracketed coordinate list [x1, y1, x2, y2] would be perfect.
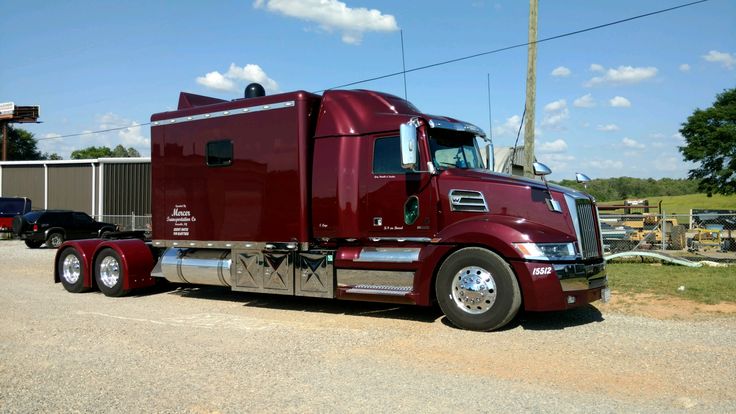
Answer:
[599, 292, 736, 320]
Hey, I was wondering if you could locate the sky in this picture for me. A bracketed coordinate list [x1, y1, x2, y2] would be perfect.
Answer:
[1, 0, 734, 180]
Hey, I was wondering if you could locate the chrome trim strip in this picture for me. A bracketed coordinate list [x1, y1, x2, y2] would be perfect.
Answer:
[152, 100, 295, 127]
[353, 247, 421, 263]
[367, 237, 431, 243]
[152, 240, 300, 250]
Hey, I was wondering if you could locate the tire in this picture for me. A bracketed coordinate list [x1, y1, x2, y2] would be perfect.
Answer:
[24, 240, 43, 249]
[12, 215, 27, 235]
[46, 232, 64, 248]
[94, 248, 128, 297]
[57, 247, 90, 293]
[670, 225, 686, 250]
[435, 247, 521, 332]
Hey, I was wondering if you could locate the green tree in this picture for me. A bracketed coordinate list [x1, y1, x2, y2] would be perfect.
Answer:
[4, 125, 43, 160]
[71, 146, 114, 159]
[679, 87, 736, 196]
[2, 125, 62, 160]
[71, 144, 141, 159]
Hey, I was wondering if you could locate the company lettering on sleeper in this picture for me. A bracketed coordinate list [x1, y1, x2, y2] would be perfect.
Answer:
[167, 204, 197, 237]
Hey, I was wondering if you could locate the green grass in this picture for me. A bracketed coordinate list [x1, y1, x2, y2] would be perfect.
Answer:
[606, 263, 736, 304]
[603, 193, 736, 214]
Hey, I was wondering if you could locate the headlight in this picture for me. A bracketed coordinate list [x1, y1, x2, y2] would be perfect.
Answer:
[513, 242, 577, 261]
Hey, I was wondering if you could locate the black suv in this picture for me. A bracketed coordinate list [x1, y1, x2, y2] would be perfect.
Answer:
[12, 210, 118, 248]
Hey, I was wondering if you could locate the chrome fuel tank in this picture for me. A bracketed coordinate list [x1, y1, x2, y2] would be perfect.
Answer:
[159, 248, 231, 286]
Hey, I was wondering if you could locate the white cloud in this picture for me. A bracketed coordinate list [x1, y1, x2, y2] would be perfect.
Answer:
[702, 50, 735, 70]
[196, 63, 278, 94]
[544, 99, 566, 112]
[538, 139, 568, 153]
[590, 63, 604, 72]
[672, 132, 686, 143]
[253, 0, 398, 45]
[541, 99, 568, 128]
[225, 64, 279, 92]
[492, 115, 522, 138]
[610, 96, 631, 108]
[583, 159, 624, 170]
[551, 66, 571, 77]
[573, 94, 595, 108]
[585, 65, 658, 87]
[98, 113, 150, 155]
[597, 124, 619, 132]
[196, 71, 236, 92]
[537, 152, 575, 173]
[679, 63, 691, 72]
[622, 137, 644, 149]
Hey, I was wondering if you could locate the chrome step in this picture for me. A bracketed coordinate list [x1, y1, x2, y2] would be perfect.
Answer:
[344, 285, 412, 296]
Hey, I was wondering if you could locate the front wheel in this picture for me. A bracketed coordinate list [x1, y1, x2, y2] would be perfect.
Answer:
[436, 247, 521, 331]
[94, 248, 128, 297]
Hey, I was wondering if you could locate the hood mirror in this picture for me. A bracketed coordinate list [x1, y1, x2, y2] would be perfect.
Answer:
[575, 172, 591, 183]
[532, 162, 552, 176]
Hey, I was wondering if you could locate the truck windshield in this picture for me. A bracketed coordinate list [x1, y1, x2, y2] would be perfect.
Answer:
[428, 129, 484, 170]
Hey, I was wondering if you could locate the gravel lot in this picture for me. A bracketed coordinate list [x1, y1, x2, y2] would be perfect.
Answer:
[1, 239, 734, 413]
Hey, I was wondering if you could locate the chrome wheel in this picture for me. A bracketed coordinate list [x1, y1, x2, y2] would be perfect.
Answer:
[98, 256, 120, 289]
[451, 266, 497, 315]
[62, 254, 81, 284]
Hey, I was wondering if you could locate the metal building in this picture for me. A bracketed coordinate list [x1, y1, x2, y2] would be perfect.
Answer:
[0, 158, 151, 229]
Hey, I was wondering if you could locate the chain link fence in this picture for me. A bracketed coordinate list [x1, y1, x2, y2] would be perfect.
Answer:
[601, 211, 736, 258]
[97, 213, 152, 233]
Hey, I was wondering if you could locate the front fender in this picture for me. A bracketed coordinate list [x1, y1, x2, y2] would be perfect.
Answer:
[436, 215, 576, 260]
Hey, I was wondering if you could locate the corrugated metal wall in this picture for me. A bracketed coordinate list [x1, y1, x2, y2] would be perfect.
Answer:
[103, 162, 151, 215]
[1, 166, 45, 207]
[48, 164, 93, 214]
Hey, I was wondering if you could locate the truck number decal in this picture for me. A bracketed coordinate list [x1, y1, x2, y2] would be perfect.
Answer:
[532, 266, 553, 276]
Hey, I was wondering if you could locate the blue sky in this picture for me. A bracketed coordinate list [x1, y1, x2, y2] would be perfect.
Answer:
[1, 0, 734, 180]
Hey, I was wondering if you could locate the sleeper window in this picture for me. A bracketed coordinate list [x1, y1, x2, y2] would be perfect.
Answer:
[206, 140, 233, 167]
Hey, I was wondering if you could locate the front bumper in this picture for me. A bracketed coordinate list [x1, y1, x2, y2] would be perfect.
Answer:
[512, 260, 608, 312]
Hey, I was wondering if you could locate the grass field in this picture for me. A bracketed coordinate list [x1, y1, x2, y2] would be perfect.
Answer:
[606, 263, 736, 304]
[602, 193, 736, 214]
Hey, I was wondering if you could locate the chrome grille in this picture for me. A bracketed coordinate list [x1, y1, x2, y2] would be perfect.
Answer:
[576, 200, 600, 259]
[449, 190, 488, 212]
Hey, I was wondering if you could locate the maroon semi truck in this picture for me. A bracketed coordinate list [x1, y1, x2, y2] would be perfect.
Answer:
[54, 84, 608, 331]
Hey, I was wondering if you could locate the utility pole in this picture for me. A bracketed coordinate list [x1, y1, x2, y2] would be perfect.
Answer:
[523, 0, 538, 178]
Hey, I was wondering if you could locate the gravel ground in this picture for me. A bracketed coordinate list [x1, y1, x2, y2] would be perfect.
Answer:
[1, 239, 734, 413]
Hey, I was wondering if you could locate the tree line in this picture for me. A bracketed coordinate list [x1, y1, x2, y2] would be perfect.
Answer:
[553, 177, 700, 202]
[2, 125, 139, 160]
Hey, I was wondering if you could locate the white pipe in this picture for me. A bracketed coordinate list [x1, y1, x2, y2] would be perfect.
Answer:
[91, 162, 96, 216]
[98, 163, 104, 220]
[44, 163, 48, 209]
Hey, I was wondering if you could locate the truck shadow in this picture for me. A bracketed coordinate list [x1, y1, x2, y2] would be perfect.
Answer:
[156, 284, 605, 330]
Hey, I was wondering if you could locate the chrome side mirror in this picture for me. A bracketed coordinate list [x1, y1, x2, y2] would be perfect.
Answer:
[532, 162, 552, 176]
[575, 172, 591, 183]
[400, 122, 418, 170]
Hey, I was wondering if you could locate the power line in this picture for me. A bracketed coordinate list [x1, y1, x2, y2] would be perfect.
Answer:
[37, 123, 151, 141]
[39, 0, 709, 141]
[319, 0, 709, 91]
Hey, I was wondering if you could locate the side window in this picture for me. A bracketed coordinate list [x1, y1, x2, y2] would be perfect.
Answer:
[373, 136, 411, 174]
[206, 140, 233, 167]
[73, 212, 94, 225]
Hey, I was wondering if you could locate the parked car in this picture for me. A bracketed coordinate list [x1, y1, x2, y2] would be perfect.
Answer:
[12, 210, 118, 248]
[0, 197, 32, 234]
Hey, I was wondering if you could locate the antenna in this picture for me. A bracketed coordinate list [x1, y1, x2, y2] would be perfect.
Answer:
[400, 30, 408, 100]
[486, 73, 495, 171]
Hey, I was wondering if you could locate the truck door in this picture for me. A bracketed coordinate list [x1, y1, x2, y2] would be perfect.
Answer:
[364, 134, 436, 238]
